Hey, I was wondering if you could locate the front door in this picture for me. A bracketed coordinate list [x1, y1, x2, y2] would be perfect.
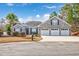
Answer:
[25, 28, 29, 35]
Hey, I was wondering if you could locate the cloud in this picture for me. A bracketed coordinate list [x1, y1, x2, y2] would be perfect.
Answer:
[43, 14, 50, 17]
[36, 14, 40, 18]
[19, 17, 33, 23]
[7, 3, 14, 6]
[44, 5, 56, 9]
[35, 14, 50, 22]
[19, 14, 50, 23]
[19, 18, 24, 23]
[42, 14, 50, 21]
[21, 3, 28, 6]
[26, 17, 33, 21]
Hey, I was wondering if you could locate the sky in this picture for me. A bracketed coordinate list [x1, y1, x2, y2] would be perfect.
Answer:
[0, 3, 64, 23]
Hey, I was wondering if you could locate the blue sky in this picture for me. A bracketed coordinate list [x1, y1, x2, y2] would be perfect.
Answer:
[0, 3, 64, 22]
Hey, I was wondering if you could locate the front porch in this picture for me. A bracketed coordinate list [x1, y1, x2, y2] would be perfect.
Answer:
[13, 27, 39, 35]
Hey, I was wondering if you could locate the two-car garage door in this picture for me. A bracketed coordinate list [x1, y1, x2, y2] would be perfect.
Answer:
[41, 29, 69, 36]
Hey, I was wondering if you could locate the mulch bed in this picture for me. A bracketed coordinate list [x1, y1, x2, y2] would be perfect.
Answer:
[71, 32, 79, 36]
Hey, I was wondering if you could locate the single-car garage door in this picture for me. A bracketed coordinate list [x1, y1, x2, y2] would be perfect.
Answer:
[61, 29, 69, 36]
[51, 29, 59, 36]
[41, 29, 49, 36]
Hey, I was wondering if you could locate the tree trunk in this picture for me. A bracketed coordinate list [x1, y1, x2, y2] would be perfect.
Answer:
[11, 24, 13, 36]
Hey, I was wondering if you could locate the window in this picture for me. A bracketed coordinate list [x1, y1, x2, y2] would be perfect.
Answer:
[15, 28, 20, 32]
[20, 28, 22, 32]
[14, 28, 15, 31]
[61, 29, 68, 30]
[32, 28, 37, 34]
[51, 29, 58, 30]
[52, 19, 59, 25]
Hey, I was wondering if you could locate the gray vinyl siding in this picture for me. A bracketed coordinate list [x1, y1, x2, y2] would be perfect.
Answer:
[38, 16, 71, 30]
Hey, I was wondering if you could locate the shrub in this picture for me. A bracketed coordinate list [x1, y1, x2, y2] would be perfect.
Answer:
[36, 34, 41, 37]
[34, 33, 41, 37]
[6, 24, 11, 35]
[20, 32, 26, 37]
[0, 32, 3, 37]
[13, 32, 19, 36]
[7, 31, 11, 35]
[13, 32, 26, 37]
[0, 29, 3, 37]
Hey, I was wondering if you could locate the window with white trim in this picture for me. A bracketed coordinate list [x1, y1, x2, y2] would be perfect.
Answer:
[51, 19, 59, 25]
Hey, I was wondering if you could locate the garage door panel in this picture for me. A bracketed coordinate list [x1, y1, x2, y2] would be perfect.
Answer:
[61, 29, 69, 36]
[41, 30, 49, 36]
[51, 29, 59, 36]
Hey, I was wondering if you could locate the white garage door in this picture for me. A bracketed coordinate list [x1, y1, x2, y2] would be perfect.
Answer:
[41, 29, 49, 36]
[61, 29, 69, 36]
[51, 29, 59, 36]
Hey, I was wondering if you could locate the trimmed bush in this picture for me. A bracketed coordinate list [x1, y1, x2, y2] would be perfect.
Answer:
[13, 32, 19, 36]
[7, 31, 11, 35]
[0, 32, 3, 37]
[33, 33, 41, 37]
[13, 32, 26, 37]
[0, 29, 3, 37]
[20, 32, 26, 37]
[31, 32, 41, 37]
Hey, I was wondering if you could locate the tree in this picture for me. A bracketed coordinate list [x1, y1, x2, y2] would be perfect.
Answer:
[60, 4, 73, 24]
[61, 4, 79, 32]
[6, 13, 18, 25]
[73, 4, 79, 24]
[49, 11, 57, 18]
[6, 13, 18, 35]
[6, 24, 11, 35]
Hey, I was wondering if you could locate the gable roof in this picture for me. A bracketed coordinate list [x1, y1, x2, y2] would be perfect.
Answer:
[26, 21, 42, 27]
[56, 16, 71, 27]
[13, 21, 42, 28]
[13, 23, 30, 28]
[38, 16, 71, 29]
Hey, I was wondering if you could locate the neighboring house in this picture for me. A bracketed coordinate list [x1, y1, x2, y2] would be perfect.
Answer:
[0, 18, 9, 36]
[0, 18, 9, 31]
[12, 16, 71, 36]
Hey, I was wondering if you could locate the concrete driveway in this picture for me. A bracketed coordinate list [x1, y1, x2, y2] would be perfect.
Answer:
[0, 41, 79, 56]
[41, 36, 79, 42]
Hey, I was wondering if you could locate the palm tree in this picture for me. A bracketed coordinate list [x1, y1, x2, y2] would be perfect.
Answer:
[6, 13, 19, 35]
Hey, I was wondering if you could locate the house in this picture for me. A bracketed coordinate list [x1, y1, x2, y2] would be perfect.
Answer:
[38, 16, 71, 36]
[12, 21, 41, 35]
[0, 18, 9, 36]
[12, 16, 71, 36]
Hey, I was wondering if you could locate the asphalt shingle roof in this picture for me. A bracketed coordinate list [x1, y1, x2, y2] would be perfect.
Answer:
[26, 21, 42, 27]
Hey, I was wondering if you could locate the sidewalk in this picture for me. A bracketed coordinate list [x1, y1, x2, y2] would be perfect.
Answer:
[40, 36, 79, 42]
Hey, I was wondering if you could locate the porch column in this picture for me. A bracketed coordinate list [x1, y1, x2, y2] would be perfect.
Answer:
[29, 27, 30, 35]
[49, 29, 51, 36]
[69, 29, 71, 36]
[36, 28, 38, 34]
[59, 28, 61, 36]
[25, 28, 26, 35]
[38, 28, 40, 35]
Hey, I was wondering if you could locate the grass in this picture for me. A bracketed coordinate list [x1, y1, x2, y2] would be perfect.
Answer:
[0, 36, 42, 43]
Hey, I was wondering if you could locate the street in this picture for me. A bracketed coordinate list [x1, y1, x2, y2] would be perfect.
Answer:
[0, 41, 79, 56]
